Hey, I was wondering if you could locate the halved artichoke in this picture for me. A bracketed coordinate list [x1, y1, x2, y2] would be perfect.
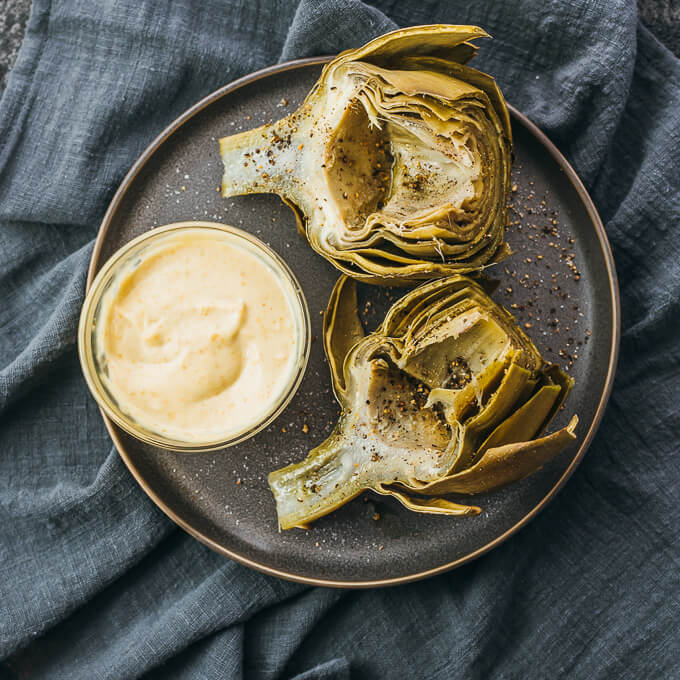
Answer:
[220, 25, 512, 283]
[269, 276, 577, 529]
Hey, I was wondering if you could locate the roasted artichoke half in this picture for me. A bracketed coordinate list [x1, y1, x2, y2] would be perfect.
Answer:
[220, 25, 512, 284]
[269, 276, 577, 529]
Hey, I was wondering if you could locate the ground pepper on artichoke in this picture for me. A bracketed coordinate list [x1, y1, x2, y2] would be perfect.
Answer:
[219, 25, 513, 284]
[268, 275, 577, 530]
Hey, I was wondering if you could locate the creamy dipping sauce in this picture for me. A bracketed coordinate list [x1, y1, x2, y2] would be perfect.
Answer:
[95, 228, 303, 443]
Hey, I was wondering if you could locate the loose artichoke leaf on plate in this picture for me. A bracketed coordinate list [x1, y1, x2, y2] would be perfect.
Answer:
[219, 25, 513, 284]
[268, 276, 578, 530]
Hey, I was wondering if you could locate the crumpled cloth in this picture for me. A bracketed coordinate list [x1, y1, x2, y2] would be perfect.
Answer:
[1, 1, 678, 678]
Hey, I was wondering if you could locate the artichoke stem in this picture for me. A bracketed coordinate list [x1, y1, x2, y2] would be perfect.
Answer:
[219, 114, 307, 206]
[268, 428, 364, 530]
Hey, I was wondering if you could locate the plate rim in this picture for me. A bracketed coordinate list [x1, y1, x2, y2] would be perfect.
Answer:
[87, 57, 621, 588]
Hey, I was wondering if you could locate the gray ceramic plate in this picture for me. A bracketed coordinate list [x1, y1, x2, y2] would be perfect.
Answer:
[88, 58, 620, 587]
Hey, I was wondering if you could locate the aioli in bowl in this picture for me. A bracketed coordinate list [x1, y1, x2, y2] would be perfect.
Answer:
[79, 223, 310, 451]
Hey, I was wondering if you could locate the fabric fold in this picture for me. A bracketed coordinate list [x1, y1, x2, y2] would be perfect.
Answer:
[1, 1, 679, 678]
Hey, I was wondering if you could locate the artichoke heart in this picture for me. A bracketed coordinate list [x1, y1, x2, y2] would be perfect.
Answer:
[269, 276, 578, 529]
[220, 25, 513, 283]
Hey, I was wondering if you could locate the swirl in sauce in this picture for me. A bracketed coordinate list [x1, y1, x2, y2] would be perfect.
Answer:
[97, 229, 299, 442]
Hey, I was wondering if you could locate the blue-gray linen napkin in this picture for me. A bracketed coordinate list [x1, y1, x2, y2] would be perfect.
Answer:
[1, 0, 679, 678]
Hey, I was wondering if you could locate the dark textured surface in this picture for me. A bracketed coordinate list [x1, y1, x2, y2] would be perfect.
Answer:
[96, 61, 616, 584]
[0, 0, 31, 90]
[2, 1, 680, 678]
[639, 0, 680, 53]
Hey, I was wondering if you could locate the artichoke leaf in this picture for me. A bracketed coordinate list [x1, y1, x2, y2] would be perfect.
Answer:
[373, 482, 481, 516]
[336, 25, 490, 66]
[269, 275, 578, 529]
[323, 276, 365, 400]
[394, 415, 578, 496]
[440, 361, 536, 474]
[476, 383, 565, 453]
[219, 25, 512, 283]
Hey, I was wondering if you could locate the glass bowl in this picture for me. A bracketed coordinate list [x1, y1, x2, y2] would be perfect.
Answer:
[78, 221, 311, 452]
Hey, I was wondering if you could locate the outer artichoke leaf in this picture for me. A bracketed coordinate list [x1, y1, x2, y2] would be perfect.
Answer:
[281, 196, 307, 238]
[407, 381, 566, 493]
[476, 384, 563, 455]
[332, 25, 490, 68]
[395, 416, 578, 496]
[398, 43, 480, 70]
[323, 276, 365, 400]
[446, 361, 534, 473]
[219, 25, 512, 282]
[373, 482, 480, 516]
[540, 363, 575, 430]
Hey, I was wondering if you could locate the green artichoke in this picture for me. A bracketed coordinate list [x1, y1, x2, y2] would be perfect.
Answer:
[220, 25, 512, 284]
[269, 276, 577, 529]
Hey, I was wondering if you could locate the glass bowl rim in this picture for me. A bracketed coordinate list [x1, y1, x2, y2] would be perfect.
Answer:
[77, 221, 312, 452]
